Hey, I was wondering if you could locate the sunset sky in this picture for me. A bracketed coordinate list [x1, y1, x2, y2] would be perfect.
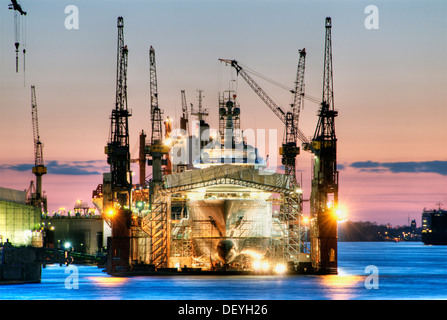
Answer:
[1, 0, 446, 225]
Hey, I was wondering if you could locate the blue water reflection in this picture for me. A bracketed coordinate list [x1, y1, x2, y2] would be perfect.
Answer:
[1, 242, 446, 300]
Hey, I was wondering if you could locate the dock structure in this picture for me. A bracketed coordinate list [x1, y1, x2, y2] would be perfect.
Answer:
[97, 16, 339, 276]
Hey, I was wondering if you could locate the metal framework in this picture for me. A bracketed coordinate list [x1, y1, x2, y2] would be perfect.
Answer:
[219, 59, 309, 146]
[30, 85, 47, 212]
[308, 17, 339, 274]
[149, 46, 163, 146]
[163, 165, 308, 267]
[282, 48, 306, 185]
[218, 58, 308, 266]
[190, 90, 209, 122]
[103, 17, 134, 275]
[165, 177, 292, 195]
[180, 90, 189, 136]
[141, 187, 169, 268]
[106, 16, 132, 204]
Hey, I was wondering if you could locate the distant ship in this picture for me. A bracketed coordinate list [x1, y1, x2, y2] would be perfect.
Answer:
[422, 205, 447, 245]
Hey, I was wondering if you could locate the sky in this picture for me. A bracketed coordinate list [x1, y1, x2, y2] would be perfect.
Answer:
[1, 0, 446, 225]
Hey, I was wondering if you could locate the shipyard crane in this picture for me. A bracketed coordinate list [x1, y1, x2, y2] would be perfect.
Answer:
[106, 16, 132, 207]
[104, 17, 133, 274]
[30, 85, 47, 212]
[219, 54, 308, 186]
[291, 49, 306, 138]
[8, 0, 26, 73]
[283, 48, 306, 185]
[180, 90, 190, 136]
[147, 46, 169, 183]
[220, 53, 308, 263]
[305, 17, 339, 274]
[144, 45, 169, 269]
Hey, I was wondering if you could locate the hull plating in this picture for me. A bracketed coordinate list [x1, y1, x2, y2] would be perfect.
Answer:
[189, 199, 272, 267]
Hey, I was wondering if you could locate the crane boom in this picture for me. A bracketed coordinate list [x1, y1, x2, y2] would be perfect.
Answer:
[150, 46, 163, 145]
[219, 59, 309, 145]
[9, 0, 26, 15]
[9, 0, 26, 73]
[180, 90, 190, 136]
[219, 59, 286, 122]
[181, 90, 188, 120]
[292, 49, 306, 136]
[31, 85, 43, 167]
[30, 85, 47, 212]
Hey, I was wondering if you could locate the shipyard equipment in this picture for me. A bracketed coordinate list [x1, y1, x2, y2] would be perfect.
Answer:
[144, 45, 170, 268]
[303, 17, 339, 274]
[8, 0, 26, 73]
[191, 90, 210, 149]
[219, 56, 309, 268]
[180, 90, 190, 136]
[219, 51, 308, 186]
[104, 16, 133, 273]
[219, 58, 308, 268]
[138, 130, 147, 185]
[95, 15, 339, 276]
[29, 85, 47, 213]
[147, 46, 169, 183]
[219, 17, 339, 274]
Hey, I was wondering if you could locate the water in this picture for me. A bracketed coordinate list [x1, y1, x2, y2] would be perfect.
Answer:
[1, 242, 446, 300]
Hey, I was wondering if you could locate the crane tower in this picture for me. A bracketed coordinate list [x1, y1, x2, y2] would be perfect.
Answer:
[306, 17, 339, 274]
[144, 45, 169, 268]
[219, 57, 308, 265]
[218, 57, 309, 185]
[105, 16, 133, 273]
[30, 85, 47, 212]
[106, 17, 132, 205]
[147, 46, 169, 183]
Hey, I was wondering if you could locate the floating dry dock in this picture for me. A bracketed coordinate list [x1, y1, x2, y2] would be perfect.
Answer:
[95, 16, 339, 277]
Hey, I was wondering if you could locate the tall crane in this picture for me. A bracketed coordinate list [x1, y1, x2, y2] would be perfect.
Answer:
[219, 54, 308, 264]
[105, 16, 133, 273]
[291, 49, 306, 141]
[304, 17, 339, 274]
[30, 85, 47, 212]
[219, 55, 308, 186]
[283, 48, 306, 185]
[106, 16, 132, 206]
[144, 45, 169, 269]
[147, 46, 169, 183]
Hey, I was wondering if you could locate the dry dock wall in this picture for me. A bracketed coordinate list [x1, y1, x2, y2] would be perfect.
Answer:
[0, 245, 42, 283]
[42, 216, 104, 254]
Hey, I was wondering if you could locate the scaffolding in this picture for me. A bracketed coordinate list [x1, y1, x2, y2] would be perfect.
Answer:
[140, 186, 170, 268]
[127, 164, 310, 271]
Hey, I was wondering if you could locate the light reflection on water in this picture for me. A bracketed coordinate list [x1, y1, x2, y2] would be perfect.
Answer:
[86, 276, 129, 287]
[1, 242, 446, 300]
[317, 268, 366, 299]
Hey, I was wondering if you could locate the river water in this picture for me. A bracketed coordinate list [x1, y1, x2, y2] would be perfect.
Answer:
[1, 242, 446, 300]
